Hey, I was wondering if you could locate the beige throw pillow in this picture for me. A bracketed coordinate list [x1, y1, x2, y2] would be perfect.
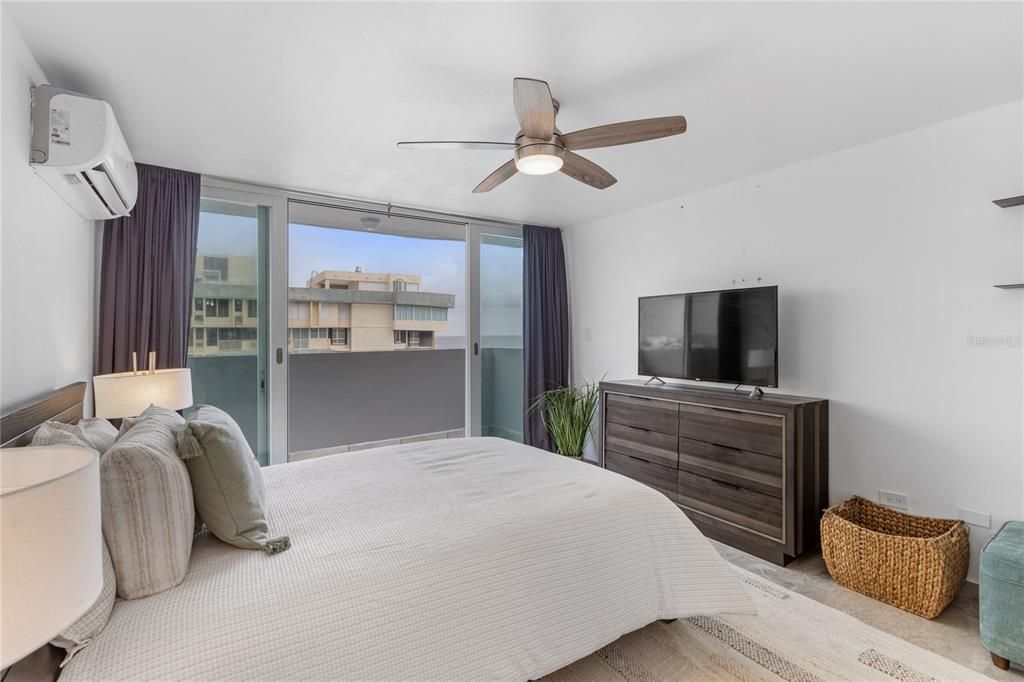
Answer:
[32, 418, 118, 453]
[102, 405, 194, 599]
[177, 405, 290, 554]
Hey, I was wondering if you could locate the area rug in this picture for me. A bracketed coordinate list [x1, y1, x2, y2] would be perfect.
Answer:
[543, 566, 988, 681]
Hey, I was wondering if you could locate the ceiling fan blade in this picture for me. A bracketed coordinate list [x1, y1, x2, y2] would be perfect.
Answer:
[560, 116, 687, 151]
[472, 159, 518, 193]
[397, 141, 516, 151]
[560, 152, 617, 190]
[513, 77, 555, 140]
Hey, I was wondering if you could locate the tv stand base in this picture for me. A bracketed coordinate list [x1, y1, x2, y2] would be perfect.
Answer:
[644, 376, 667, 385]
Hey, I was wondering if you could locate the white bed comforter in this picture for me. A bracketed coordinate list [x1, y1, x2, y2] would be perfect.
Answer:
[62, 437, 753, 682]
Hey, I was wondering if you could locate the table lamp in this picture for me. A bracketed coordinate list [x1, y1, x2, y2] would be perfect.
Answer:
[0, 446, 102, 668]
[93, 352, 193, 419]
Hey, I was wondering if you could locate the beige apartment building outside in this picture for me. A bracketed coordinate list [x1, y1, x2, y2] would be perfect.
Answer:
[189, 255, 454, 356]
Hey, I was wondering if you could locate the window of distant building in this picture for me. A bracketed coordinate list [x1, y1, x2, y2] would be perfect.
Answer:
[393, 279, 406, 292]
[234, 299, 242, 313]
[248, 300, 257, 317]
[290, 328, 309, 350]
[289, 302, 310, 320]
[330, 328, 347, 345]
[394, 305, 448, 321]
[219, 328, 257, 341]
[408, 331, 421, 347]
[205, 298, 229, 317]
[202, 256, 229, 281]
[206, 329, 219, 346]
[195, 298, 204, 312]
[394, 330, 407, 344]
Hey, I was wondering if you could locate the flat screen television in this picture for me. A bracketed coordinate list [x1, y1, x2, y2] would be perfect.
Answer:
[638, 285, 778, 387]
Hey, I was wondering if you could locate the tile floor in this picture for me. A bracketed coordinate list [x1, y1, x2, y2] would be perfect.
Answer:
[714, 541, 1022, 679]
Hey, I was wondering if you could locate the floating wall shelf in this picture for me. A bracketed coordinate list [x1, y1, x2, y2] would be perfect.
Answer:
[992, 195, 1023, 288]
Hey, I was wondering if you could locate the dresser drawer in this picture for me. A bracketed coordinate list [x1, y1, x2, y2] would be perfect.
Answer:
[678, 403, 783, 457]
[606, 393, 678, 435]
[606, 422, 678, 468]
[677, 437, 782, 497]
[677, 469, 783, 540]
[605, 451, 678, 502]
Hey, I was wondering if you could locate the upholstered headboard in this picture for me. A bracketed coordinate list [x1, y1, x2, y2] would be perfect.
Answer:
[0, 381, 87, 448]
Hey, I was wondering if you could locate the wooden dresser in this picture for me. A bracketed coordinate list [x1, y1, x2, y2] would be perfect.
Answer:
[599, 380, 828, 565]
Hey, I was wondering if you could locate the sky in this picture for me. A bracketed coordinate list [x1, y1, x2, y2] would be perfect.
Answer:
[196, 210, 523, 341]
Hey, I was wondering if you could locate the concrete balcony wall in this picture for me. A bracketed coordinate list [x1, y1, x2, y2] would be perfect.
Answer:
[288, 349, 464, 453]
[190, 346, 523, 460]
[188, 354, 264, 459]
[481, 347, 523, 442]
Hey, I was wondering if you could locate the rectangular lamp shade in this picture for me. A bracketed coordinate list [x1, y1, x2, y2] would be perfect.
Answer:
[1, 446, 102, 668]
[92, 368, 193, 419]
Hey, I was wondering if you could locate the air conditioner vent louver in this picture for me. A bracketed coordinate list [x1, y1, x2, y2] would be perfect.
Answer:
[64, 174, 83, 186]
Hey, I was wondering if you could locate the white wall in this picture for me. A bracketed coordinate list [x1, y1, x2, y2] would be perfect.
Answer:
[565, 101, 1024, 580]
[1, 13, 97, 412]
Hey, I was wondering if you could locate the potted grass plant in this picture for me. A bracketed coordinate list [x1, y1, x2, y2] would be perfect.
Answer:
[529, 381, 600, 458]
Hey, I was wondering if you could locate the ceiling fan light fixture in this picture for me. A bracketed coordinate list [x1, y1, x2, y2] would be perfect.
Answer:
[514, 142, 564, 176]
[515, 153, 563, 176]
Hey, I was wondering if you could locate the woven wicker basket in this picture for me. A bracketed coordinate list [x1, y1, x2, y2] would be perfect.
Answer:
[821, 496, 969, 619]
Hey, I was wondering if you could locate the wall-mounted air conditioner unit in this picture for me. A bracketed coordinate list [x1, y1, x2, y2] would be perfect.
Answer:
[30, 85, 137, 220]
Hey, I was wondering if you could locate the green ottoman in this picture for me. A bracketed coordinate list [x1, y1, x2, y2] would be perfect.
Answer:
[981, 521, 1024, 671]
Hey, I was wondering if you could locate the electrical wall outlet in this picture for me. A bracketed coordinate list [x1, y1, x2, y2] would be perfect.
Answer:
[879, 490, 909, 509]
[957, 507, 991, 528]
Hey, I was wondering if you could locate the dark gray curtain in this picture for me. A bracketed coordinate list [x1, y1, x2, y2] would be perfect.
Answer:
[522, 224, 569, 451]
[97, 163, 200, 375]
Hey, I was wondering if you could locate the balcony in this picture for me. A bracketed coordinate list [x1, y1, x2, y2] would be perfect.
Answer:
[193, 281, 455, 309]
[188, 345, 522, 463]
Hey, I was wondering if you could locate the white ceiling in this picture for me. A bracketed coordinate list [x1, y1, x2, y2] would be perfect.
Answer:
[7, 2, 1022, 227]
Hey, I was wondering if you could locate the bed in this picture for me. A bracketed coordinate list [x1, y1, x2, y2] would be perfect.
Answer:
[6, 386, 754, 681]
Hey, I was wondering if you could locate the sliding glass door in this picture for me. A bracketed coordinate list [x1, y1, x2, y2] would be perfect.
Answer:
[187, 196, 271, 464]
[196, 180, 526, 462]
[475, 229, 524, 441]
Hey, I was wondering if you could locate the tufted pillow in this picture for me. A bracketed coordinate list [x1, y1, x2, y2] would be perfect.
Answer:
[178, 405, 289, 554]
[102, 405, 194, 599]
[51, 540, 117, 665]
[32, 418, 118, 454]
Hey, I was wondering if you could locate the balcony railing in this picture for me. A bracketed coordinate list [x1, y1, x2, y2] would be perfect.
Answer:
[188, 345, 522, 461]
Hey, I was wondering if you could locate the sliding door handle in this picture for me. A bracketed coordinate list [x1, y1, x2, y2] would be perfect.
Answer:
[473, 342, 479, 356]
[276, 348, 283, 364]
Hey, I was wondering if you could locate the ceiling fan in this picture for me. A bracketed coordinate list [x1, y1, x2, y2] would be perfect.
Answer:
[397, 77, 687, 193]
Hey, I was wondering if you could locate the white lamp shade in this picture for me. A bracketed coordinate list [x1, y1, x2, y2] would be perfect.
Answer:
[92, 367, 193, 419]
[0, 446, 102, 668]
